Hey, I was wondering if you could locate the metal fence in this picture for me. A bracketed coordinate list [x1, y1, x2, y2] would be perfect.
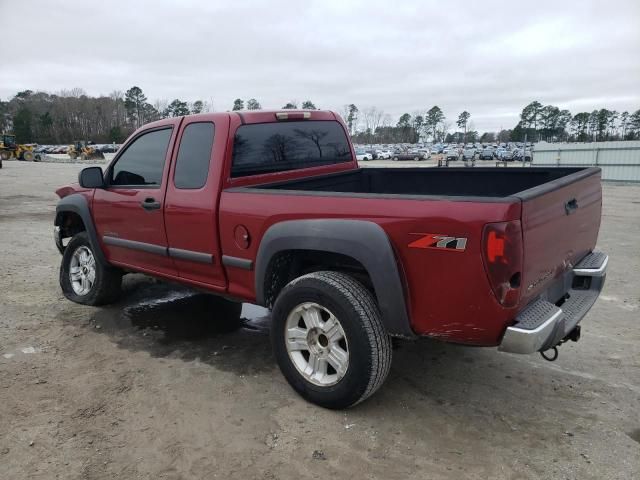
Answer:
[532, 141, 640, 182]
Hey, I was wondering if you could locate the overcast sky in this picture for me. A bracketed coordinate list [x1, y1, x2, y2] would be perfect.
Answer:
[1, 0, 639, 132]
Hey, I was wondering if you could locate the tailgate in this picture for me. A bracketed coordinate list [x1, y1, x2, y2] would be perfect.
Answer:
[518, 168, 602, 305]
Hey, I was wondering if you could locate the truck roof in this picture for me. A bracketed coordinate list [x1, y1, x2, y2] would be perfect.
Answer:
[141, 110, 340, 130]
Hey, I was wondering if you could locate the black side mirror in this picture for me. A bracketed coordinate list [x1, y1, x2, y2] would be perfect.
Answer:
[78, 167, 105, 188]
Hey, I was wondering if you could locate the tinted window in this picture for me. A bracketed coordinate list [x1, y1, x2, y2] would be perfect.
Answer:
[231, 121, 352, 177]
[174, 122, 214, 189]
[110, 128, 171, 186]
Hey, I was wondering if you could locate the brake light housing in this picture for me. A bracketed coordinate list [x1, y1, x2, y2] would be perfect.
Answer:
[481, 220, 523, 308]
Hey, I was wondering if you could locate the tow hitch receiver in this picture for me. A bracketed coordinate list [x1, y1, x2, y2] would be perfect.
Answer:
[540, 325, 581, 362]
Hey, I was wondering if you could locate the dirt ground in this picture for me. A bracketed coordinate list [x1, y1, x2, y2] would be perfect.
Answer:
[1, 160, 638, 480]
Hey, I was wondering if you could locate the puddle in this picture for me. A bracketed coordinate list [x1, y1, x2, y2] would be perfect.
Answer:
[59, 277, 275, 375]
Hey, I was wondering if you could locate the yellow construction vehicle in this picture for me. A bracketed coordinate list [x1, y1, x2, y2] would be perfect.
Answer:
[0, 134, 35, 161]
[67, 140, 105, 160]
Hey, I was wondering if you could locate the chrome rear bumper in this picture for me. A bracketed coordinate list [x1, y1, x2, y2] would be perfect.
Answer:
[499, 251, 608, 354]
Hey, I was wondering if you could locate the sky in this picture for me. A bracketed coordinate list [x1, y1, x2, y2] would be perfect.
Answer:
[1, 0, 639, 132]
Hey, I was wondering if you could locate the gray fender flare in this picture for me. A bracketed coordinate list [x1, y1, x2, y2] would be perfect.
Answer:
[54, 193, 107, 265]
[255, 219, 414, 337]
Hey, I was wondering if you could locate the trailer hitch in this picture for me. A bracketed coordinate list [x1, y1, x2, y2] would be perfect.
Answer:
[540, 325, 581, 362]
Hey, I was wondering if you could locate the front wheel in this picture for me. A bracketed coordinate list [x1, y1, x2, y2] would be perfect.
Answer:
[271, 271, 392, 409]
[60, 232, 122, 306]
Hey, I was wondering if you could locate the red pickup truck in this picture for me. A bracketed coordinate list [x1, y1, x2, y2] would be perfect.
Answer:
[54, 110, 608, 408]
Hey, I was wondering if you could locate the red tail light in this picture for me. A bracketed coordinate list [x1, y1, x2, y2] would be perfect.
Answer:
[481, 220, 523, 308]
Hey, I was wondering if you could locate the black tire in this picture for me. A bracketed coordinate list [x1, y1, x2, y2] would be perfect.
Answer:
[0, 151, 10, 161]
[271, 271, 392, 409]
[22, 151, 34, 162]
[60, 232, 122, 306]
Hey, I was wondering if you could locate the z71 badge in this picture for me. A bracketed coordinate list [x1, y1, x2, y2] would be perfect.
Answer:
[408, 233, 467, 252]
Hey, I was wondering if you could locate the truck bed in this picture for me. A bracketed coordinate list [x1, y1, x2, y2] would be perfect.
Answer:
[223, 165, 602, 345]
[245, 167, 596, 200]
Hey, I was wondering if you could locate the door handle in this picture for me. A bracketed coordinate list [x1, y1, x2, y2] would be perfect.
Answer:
[565, 198, 578, 215]
[141, 197, 161, 211]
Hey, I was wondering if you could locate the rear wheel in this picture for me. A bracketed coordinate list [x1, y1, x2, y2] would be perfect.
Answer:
[271, 271, 392, 409]
[1, 151, 11, 160]
[60, 232, 122, 306]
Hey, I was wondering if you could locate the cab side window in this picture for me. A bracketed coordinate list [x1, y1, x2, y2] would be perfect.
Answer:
[174, 123, 215, 189]
[110, 128, 172, 186]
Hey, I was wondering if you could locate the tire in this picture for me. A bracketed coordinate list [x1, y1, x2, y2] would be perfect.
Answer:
[271, 271, 392, 409]
[0, 151, 10, 161]
[392, 157, 398, 161]
[22, 151, 34, 162]
[413, 156, 419, 161]
[60, 232, 122, 306]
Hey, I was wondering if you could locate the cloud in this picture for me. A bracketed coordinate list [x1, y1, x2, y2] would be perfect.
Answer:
[1, 0, 638, 131]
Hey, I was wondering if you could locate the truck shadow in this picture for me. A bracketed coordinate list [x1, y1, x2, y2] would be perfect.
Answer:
[76, 275, 276, 376]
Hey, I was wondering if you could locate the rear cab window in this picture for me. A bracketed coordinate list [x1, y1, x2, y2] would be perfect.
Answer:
[231, 120, 352, 178]
[174, 122, 215, 189]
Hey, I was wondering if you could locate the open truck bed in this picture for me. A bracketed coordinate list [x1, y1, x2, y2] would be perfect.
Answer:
[246, 166, 597, 200]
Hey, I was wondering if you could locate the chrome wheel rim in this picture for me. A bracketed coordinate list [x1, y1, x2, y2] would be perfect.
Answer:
[69, 246, 96, 296]
[285, 302, 349, 386]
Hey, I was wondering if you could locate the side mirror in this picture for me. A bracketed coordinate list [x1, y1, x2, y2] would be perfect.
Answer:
[78, 167, 104, 189]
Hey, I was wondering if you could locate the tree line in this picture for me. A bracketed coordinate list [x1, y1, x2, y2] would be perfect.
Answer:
[352, 102, 640, 145]
[0, 86, 216, 144]
[1, 87, 638, 145]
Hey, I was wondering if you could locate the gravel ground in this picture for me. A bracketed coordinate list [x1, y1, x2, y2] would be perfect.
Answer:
[0, 160, 638, 480]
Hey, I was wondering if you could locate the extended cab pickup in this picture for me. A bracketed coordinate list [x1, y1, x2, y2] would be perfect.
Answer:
[54, 110, 608, 408]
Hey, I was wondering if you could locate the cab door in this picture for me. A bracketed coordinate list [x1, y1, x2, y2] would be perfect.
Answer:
[163, 115, 229, 289]
[93, 123, 180, 277]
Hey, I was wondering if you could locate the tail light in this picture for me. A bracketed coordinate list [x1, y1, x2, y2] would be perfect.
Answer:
[481, 220, 523, 308]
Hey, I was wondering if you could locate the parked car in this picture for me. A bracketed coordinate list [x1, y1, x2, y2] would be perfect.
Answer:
[392, 151, 424, 161]
[501, 149, 516, 161]
[495, 148, 506, 159]
[462, 149, 476, 161]
[53, 110, 607, 409]
[355, 149, 372, 161]
[444, 148, 459, 161]
[366, 149, 379, 160]
[513, 148, 532, 162]
[417, 149, 431, 159]
[479, 148, 494, 160]
[100, 144, 119, 153]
